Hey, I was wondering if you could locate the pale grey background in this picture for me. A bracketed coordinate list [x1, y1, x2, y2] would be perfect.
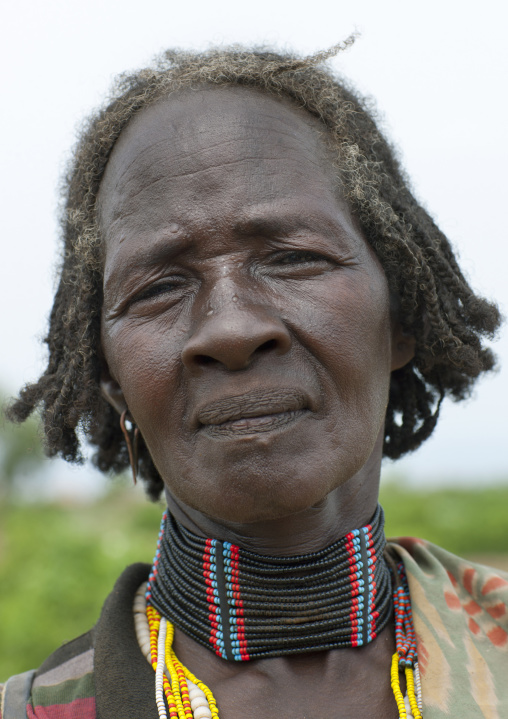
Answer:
[1, 0, 506, 497]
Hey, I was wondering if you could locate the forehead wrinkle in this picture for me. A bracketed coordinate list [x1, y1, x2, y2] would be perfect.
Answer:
[103, 155, 334, 235]
[118, 155, 324, 207]
[100, 87, 334, 198]
[98, 87, 347, 261]
[109, 122, 328, 194]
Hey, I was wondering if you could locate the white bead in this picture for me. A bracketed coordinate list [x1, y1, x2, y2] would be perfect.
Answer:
[414, 662, 423, 710]
[136, 581, 148, 596]
[155, 618, 168, 719]
[193, 706, 212, 719]
[190, 692, 207, 706]
[190, 696, 209, 710]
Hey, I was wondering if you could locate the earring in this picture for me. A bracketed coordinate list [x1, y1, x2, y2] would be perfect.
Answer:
[120, 410, 140, 484]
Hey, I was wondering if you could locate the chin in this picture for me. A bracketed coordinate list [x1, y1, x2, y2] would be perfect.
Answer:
[160, 432, 375, 527]
[182, 470, 337, 526]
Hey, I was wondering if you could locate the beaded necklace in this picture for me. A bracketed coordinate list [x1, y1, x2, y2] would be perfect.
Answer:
[136, 508, 423, 718]
[147, 506, 391, 660]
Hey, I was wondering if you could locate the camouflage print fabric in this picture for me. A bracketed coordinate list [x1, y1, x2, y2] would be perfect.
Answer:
[390, 539, 508, 719]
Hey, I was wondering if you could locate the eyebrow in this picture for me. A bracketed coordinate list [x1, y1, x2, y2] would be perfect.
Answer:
[103, 232, 191, 291]
[232, 209, 350, 241]
[233, 216, 295, 237]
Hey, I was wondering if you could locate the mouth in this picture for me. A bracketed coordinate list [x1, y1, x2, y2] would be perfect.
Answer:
[196, 388, 309, 438]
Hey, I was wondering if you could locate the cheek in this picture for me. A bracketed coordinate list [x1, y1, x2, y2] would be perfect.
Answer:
[287, 272, 393, 378]
[102, 320, 183, 438]
[286, 272, 393, 447]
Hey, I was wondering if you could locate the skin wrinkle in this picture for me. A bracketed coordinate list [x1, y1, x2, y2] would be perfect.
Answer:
[106, 93, 329, 177]
[99, 89, 405, 550]
[100, 94, 333, 227]
[113, 156, 311, 207]
[102, 211, 364, 315]
[104, 158, 331, 237]
[113, 132, 326, 187]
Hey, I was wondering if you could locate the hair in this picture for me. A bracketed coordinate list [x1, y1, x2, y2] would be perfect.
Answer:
[7, 40, 501, 500]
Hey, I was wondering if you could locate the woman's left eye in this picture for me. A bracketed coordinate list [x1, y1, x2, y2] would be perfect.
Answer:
[266, 250, 335, 273]
[275, 251, 328, 265]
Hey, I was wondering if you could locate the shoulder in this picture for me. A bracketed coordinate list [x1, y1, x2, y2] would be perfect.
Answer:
[388, 536, 508, 632]
[1, 563, 151, 719]
[1, 631, 95, 719]
[388, 537, 508, 716]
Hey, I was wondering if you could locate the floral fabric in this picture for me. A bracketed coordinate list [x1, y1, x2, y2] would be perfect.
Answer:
[390, 538, 508, 718]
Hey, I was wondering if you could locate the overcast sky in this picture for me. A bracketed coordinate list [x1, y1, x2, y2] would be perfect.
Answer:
[1, 0, 507, 495]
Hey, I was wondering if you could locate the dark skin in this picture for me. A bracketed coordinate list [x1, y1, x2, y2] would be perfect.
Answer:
[99, 86, 415, 718]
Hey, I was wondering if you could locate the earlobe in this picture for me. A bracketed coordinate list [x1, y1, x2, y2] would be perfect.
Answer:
[390, 324, 416, 371]
[100, 367, 128, 415]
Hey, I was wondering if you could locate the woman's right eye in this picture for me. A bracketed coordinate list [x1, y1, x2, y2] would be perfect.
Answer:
[132, 279, 181, 305]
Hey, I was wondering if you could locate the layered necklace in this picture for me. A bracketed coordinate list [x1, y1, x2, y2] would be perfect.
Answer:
[134, 506, 423, 719]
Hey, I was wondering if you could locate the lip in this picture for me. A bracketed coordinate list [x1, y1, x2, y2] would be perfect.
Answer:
[196, 388, 309, 436]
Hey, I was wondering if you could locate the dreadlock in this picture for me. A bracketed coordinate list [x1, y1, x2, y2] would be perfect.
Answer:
[7, 40, 501, 500]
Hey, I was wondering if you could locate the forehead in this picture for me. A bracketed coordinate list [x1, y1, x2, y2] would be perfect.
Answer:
[98, 86, 338, 227]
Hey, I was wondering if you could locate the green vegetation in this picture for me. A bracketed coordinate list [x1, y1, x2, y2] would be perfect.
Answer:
[380, 481, 508, 556]
[1, 481, 507, 678]
[0, 411, 46, 501]
[0, 487, 164, 678]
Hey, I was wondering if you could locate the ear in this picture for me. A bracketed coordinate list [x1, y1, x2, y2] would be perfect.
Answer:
[390, 322, 416, 371]
[100, 362, 128, 416]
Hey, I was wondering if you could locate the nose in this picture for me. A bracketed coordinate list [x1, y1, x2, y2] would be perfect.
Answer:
[181, 305, 292, 372]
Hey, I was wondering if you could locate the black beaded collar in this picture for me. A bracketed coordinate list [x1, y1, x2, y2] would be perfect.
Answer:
[146, 505, 392, 661]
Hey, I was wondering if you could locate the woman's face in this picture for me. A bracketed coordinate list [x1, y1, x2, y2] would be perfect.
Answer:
[100, 87, 411, 524]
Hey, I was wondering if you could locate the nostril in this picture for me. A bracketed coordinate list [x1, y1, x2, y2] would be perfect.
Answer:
[181, 316, 292, 372]
[258, 339, 277, 353]
[195, 355, 218, 367]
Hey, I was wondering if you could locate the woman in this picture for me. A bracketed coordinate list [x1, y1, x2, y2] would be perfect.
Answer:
[2, 44, 507, 718]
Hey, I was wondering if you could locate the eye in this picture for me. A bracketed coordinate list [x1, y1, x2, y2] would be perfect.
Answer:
[275, 250, 330, 265]
[132, 278, 183, 304]
[266, 249, 335, 275]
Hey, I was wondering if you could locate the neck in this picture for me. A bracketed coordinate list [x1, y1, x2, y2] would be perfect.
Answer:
[165, 433, 383, 556]
[146, 504, 392, 662]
